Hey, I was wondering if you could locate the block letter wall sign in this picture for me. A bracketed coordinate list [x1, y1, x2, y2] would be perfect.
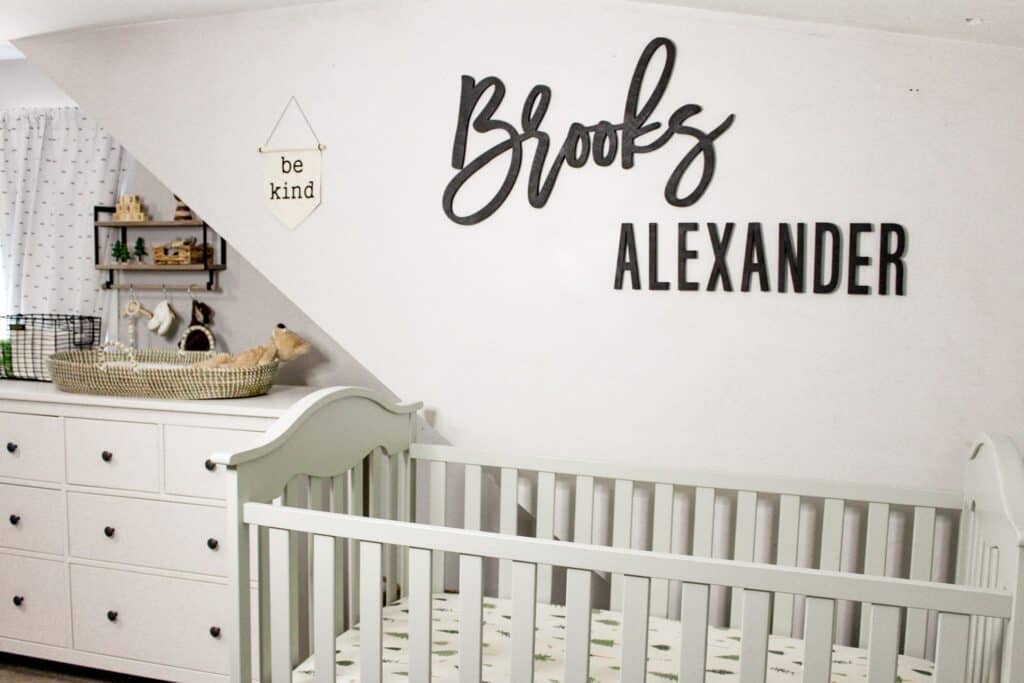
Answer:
[260, 97, 324, 230]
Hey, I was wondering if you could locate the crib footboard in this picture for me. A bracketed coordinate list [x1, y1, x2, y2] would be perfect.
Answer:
[242, 504, 1011, 683]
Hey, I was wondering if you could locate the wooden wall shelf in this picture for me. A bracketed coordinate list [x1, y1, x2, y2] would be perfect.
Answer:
[95, 219, 206, 228]
[93, 205, 227, 291]
[96, 264, 227, 272]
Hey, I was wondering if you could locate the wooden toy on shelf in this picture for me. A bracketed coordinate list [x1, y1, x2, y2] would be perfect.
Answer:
[173, 195, 195, 221]
[112, 194, 150, 222]
[153, 237, 214, 266]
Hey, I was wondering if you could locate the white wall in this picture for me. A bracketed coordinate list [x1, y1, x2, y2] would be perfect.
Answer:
[0, 59, 74, 108]
[17, 0, 1024, 490]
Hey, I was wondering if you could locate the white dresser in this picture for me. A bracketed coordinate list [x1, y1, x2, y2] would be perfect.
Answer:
[0, 382, 314, 682]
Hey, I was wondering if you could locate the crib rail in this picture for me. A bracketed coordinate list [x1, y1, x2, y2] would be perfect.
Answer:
[245, 503, 1010, 682]
[414, 443, 965, 656]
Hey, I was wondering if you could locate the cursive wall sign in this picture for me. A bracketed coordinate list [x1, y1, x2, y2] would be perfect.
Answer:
[443, 37, 735, 225]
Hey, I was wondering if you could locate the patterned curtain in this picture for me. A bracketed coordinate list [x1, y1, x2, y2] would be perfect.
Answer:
[0, 107, 124, 316]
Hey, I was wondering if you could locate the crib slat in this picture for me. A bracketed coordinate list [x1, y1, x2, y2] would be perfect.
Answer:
[650, 483, 674, 618]
[867, 604, 900, 683]
[980, 547, 1000, 682]
[330, 476, 349, 632]
[459, 555, 483, 682]
[312, 535, 337, 683]
[772, 493, 800, 636]
[283, 478, 308, 662]
[573, 475, 595, 544]
[512, 561, 537, 682]
[396, 453, 409, 599]
[429, 460, 446, 593]
[464, 464, 482, 531]
[859, 502, 890, 647]
[408, 548, 432, 681]
[498, 467, 518, 599]
[739, 589, 771, 683]
[369, 453, 394, 603]
[693, 487, 715, 557]
[820, 498, 844, 571]
[359, 541, 383, 683]
[803, 597, 836, 683]
[904, 506, 936, 658]
[256, 525, 272, 681]
[968, 534, 985, 683]
[954, 507, 970, 585]
[621, 575, 650, 682]
[679, 582, 710, 683]
[268, 527, 293, 683]
[564, 568, 592, 683]
[935, 612, 970, 683]
[610, 479, 634, 610]
[349, 461, 364, 626]
[731, 490, 758, 627]
[536, 471, 556, 604]
[387, 453, 400, 604]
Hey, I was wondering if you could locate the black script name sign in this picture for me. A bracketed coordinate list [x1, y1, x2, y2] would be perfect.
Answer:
[443, 37, 735, 225]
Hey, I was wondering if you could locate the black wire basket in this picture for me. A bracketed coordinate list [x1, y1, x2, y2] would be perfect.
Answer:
[1, 314, 102, 381]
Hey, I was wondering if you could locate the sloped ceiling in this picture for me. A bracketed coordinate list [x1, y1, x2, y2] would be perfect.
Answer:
[3, 0, 1022, 47]
[638, 0, 1024, 48]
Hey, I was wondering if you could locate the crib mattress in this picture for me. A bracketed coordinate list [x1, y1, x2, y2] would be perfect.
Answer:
[293, 593, 935, 682]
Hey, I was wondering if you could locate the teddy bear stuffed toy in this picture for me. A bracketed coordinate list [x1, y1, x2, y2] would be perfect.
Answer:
[194, 323, 311, 369]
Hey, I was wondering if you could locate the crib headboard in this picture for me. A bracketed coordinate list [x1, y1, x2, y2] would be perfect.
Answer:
[216, 386, 421, 502]
[961, 433, 1024, 681]
[214, 386, 420, 682]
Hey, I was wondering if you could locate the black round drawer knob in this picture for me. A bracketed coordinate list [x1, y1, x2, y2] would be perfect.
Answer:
[209, 626, 221, 639]
[106, 610, 118, 622]
[204, 459, 216, 471]
[101, 451, 113, 462]
[207, 538, 219, 550]
[103, 526, 116, 538]
[6, 442, 17, 453]
[9, 514, 20, 526]
[12, 595, 24, 607]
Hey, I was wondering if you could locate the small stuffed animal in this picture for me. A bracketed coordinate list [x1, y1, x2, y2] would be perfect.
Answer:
[194, 324, 311, 369]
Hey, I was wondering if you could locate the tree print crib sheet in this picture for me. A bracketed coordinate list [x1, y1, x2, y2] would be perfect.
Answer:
[292, 593, 935, 681]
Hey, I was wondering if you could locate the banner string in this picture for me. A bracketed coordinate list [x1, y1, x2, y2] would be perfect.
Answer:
[259, 96, 325, 152]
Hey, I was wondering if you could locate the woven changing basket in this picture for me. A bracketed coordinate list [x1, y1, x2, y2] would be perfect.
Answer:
[48, 343, 278, 400]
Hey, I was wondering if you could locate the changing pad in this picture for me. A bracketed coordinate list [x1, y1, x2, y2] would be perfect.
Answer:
[293, 593, 935, 682]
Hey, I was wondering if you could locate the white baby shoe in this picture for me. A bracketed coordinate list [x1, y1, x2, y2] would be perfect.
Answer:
[147, 300, 176, 336]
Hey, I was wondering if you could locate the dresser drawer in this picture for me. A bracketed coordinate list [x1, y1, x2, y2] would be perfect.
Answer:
[165, 425, 261, 499]
[66, 418, 159, 492]
[0, 484, 65, 555]
[0, 553, 68, 646]
[0, 413, 63, 483]
[68, 492, 225, 576]
[71, 564, 228, 675]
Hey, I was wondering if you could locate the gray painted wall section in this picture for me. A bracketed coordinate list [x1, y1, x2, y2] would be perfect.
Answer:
[113, 158, 388, 392]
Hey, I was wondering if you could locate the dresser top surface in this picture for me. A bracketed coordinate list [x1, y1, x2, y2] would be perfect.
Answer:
[0, 381, 319, 418]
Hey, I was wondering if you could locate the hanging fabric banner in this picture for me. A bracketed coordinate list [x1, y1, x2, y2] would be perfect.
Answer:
[259, 97, 324, 230]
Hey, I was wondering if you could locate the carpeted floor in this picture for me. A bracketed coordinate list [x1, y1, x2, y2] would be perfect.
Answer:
[0, 655, 159, 682]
